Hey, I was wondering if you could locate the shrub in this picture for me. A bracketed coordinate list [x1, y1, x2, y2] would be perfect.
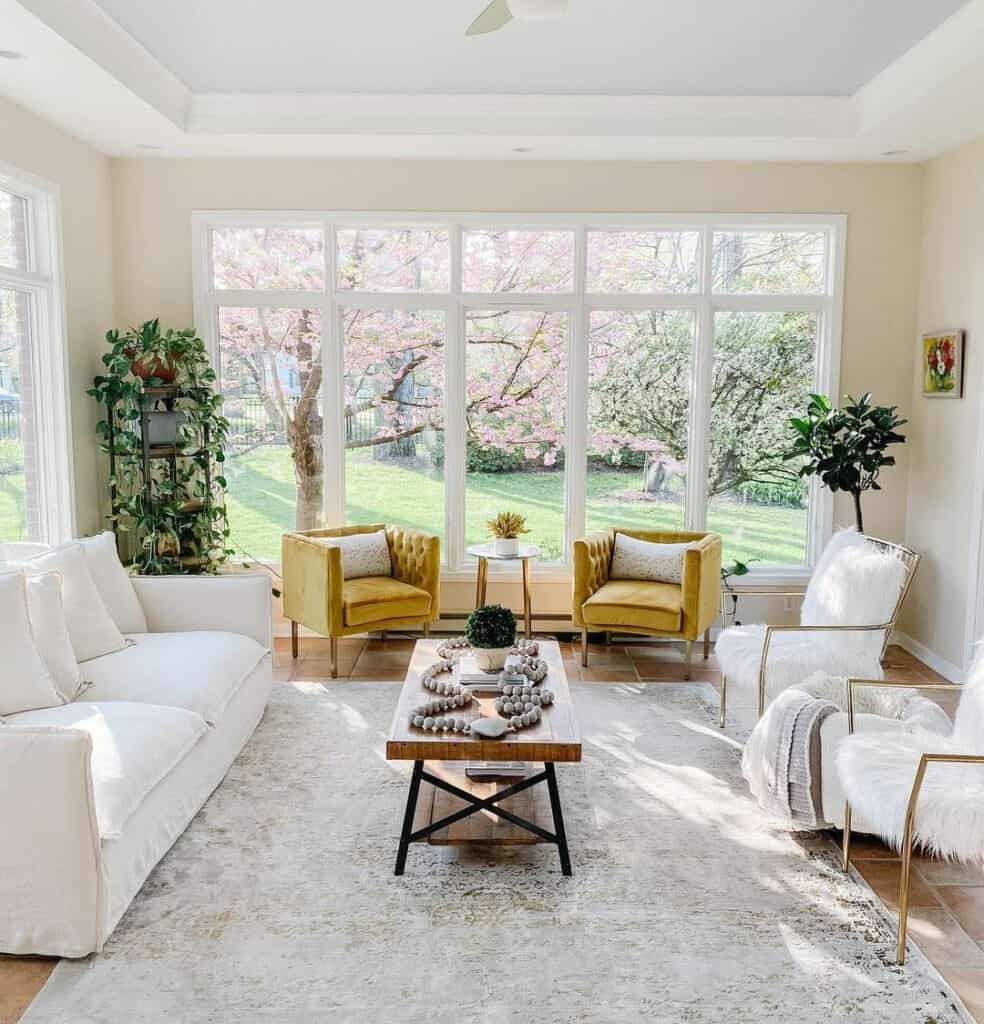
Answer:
[465, 603, 517, 649]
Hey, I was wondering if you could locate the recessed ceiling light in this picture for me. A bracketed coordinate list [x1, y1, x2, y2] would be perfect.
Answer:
[513, 146, 533, 154]
[0, 50, 25, 60]
[881, 149, 910, 157]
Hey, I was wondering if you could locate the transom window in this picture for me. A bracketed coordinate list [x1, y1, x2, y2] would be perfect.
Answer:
[0, 166, 73, 544]
[194, 214, 843, 575]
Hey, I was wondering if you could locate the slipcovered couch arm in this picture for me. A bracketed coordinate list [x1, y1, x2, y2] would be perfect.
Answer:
[681, 532, 722, 638]
[282, 532, 344, 637]
[572, 531, 614, 627]
[131, 573, 273, 649]
[0, 727, 103, 957]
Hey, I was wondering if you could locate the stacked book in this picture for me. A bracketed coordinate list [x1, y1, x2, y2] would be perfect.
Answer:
[453, 654, 504, 694]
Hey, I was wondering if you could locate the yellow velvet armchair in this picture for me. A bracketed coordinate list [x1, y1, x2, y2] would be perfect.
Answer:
[572, 528, 722, 679]
[282, 524, 441, 677]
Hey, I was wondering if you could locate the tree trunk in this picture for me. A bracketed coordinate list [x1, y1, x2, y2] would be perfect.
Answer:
[852, 490, 864, 533]
[291, 422, 323, 530]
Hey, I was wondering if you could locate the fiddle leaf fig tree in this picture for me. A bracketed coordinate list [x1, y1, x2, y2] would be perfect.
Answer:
[785, 392, 907, 533]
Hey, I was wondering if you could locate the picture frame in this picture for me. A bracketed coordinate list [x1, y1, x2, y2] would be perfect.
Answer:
[922, 329, 965, 398]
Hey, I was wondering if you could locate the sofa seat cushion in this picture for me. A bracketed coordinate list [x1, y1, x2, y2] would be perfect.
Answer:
[82, 632, 268, 726]
[6, 701, 207, 839]
[582, 580, 682, 632]
[343, 576, 431, 627]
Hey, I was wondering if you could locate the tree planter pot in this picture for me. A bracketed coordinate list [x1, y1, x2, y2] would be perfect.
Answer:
[492, 537, 520, 556]
[472, 646, 512, 672]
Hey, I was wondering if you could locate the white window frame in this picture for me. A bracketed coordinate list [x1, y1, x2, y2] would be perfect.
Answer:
[0, 162, 75, 544]
[192, 211, 845, 585]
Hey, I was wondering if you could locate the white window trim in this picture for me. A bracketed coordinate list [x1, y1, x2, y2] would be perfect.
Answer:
[0, 162, 75, 544]
[191, 210, 846, 585]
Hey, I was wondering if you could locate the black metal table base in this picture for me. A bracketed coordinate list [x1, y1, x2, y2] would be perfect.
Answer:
[394, 761, 572, 876]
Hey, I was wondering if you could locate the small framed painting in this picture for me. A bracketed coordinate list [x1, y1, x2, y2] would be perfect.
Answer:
[922, 329, 965, 398]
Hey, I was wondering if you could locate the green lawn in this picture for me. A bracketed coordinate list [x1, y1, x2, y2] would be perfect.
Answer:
[0, 439, 26, 542]
[224, 446, 807, 565]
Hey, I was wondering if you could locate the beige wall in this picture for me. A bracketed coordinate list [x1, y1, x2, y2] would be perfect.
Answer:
[109, 158, 924, 614]
[1, 96, 115, 535]
[899, 136, 984, 673]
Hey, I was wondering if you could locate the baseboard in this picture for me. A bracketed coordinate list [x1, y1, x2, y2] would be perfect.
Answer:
[892, 630, 965, 682]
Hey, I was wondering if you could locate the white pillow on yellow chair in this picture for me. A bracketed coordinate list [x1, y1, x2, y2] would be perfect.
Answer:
[609, 533, 694, 585]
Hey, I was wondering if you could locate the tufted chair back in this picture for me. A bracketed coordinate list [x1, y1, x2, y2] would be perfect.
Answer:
[385, 525, 439, 593]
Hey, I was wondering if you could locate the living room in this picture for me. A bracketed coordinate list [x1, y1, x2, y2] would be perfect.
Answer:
[3, 1, 984, 1020]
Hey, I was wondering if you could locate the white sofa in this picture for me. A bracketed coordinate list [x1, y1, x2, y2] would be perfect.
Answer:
[0, 573, 273, 958]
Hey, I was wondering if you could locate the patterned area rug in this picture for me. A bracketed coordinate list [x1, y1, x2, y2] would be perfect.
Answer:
[25, 681, 967, 1023]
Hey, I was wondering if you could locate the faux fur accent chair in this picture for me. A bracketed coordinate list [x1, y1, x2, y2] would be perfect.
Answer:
[838, 653, 984, 964]
[715, 529, 919, 726]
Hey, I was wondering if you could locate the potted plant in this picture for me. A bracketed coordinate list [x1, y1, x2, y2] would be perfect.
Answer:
[114, 318, 206, 384]
[89, 321, 232, 576]
[465, 603, 517, 672]
[786, 392, 907, 533]
[486, 511, 529, 557]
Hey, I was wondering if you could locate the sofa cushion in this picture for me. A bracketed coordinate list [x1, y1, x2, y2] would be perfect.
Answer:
[24, 544, 127, 663]
[582, 580, 682, 632]
[78, 532, 148, 634]
[0, 572, 65, 716]
[25, 572, 86, 701]
[343, 576, 431, 627]
[6, 701, 207, 838]
[82, 632, 268, 726]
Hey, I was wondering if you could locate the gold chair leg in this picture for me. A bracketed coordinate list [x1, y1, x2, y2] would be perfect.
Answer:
[581, 628, 589, 667]
[291, 620, 298, 660]
[330, 637, 338, 679]
[703, 627, 711, 660]
[423, 622, 430, 637]
[684, 640, 693, 681]
[604, 631, 612, 646]
[719, 674, 727, 729]
[842, 803, 852, 872]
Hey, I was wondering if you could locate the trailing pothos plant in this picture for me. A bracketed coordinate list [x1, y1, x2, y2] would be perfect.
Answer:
[89, 319, 233, 575]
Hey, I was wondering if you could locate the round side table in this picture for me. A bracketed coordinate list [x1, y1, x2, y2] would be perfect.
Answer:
[467, 542, 543, 639]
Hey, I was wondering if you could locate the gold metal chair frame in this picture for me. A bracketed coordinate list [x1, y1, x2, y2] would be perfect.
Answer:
[718, 538, 920, 729]
[841, 677, 977, 965]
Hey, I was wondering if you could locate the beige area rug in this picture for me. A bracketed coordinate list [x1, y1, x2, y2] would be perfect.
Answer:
[24, 681, 968, 1023]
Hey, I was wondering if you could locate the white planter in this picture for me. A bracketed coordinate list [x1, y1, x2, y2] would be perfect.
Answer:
[492, 537, 520, 557]
[472, 646, 512, 672]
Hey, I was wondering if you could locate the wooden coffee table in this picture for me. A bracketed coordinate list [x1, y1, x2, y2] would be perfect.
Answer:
[386, 639, 581, 876]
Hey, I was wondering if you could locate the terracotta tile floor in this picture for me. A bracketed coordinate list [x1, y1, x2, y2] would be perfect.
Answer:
[3, 639, 981, 1023]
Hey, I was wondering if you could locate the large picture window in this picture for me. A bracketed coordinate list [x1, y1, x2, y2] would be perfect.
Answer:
[194, 214, 843, 576]
[0, 167, 73, 545]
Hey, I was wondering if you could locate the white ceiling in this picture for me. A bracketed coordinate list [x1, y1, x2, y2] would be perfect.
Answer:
[2, 0, 984, 161]
[89, 0, 967, 97]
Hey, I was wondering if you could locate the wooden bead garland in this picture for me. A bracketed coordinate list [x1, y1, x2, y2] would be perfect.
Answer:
[420, 658, 465, 695]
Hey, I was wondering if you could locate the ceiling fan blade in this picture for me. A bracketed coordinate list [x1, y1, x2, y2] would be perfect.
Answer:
[466, 0, 513, 36]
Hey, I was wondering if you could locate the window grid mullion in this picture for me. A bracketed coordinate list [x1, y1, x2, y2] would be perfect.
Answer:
[687, 226, 715, 533]
[566, 225, 588, 562]
[446, 224, 466, 572]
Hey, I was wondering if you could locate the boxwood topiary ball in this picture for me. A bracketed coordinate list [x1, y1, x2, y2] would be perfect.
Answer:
[465, 603, 517, 649]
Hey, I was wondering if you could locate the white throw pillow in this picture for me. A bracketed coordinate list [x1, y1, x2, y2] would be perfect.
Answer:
[27, 544, 128, 663]
[0, 572, 65, 716]
[319, 530, 392, 580]
[78, 532, 148, 634]
[609, 534, 693, 585]
[25, 572, 87, 701]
